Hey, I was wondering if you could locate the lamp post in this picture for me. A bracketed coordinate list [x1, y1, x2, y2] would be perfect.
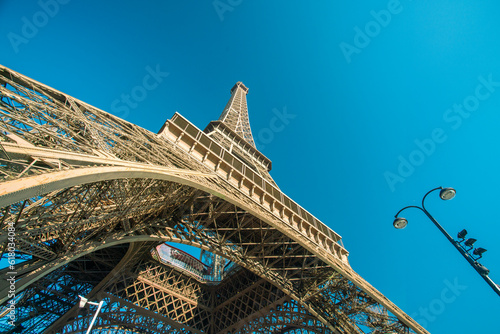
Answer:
[78, 295, 104, 334]
[393, 186, 500, 297]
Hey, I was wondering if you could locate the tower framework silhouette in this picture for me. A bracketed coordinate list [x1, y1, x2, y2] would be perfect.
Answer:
[0, 65, 427, 334]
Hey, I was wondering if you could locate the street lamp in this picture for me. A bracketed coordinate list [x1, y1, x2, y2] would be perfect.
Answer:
[393, 186, 500, 297]
[78, 295, 104, 334]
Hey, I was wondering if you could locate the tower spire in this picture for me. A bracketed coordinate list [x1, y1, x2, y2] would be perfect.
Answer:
[203, 81, 275, 186]
[217, 82, 256, 147]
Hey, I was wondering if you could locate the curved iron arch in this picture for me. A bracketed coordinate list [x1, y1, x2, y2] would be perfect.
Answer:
[1, 172, 338, 332]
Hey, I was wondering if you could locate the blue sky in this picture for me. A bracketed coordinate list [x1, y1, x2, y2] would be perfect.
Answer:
[2, 0, 500, 332]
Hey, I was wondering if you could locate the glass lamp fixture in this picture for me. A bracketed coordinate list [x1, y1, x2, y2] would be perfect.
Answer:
[439, 187, 456, 200]
[393, 217, 408, 229]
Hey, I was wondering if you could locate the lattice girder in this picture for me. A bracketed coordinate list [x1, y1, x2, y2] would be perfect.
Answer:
[0, 244, 128, 334]
[107, 263, 212, 331]
[58, 295, 197, 334]
[226, 299, 331, 334]
[0, 177, 329, 332]
[0, 174, 418, 333]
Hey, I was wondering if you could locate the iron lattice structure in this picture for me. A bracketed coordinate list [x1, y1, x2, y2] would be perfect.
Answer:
[0, 66, 427, 334]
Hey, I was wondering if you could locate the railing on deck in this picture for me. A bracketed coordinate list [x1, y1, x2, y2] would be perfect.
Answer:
[151, 244, 239, 283]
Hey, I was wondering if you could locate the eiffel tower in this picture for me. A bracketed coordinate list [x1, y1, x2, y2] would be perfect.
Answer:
[0, 65, 427, 334]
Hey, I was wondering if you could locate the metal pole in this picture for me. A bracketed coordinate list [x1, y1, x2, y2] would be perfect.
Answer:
[421, 210, 500, 297]
[86, 300, 104, 334]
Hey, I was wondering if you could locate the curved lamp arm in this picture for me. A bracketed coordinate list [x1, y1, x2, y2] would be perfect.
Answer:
[394, 186, 455, 220]
[421, 187, 443, 212]
[394, 205, 425, 218]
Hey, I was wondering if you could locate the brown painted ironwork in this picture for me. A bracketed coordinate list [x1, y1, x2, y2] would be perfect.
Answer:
[0, 65, 428, 333]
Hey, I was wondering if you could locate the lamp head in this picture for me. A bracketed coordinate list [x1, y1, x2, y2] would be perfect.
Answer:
[457, 229, 467, 240]
[464, 238, 477, 248]
[78, 295, 88, 308]
[439, 187, 456, 200]
[473, 247, 487, 256]
[393, 217, 408, 229]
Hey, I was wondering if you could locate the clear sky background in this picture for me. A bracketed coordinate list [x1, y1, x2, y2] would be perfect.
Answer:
[1, 1, 500, 333]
